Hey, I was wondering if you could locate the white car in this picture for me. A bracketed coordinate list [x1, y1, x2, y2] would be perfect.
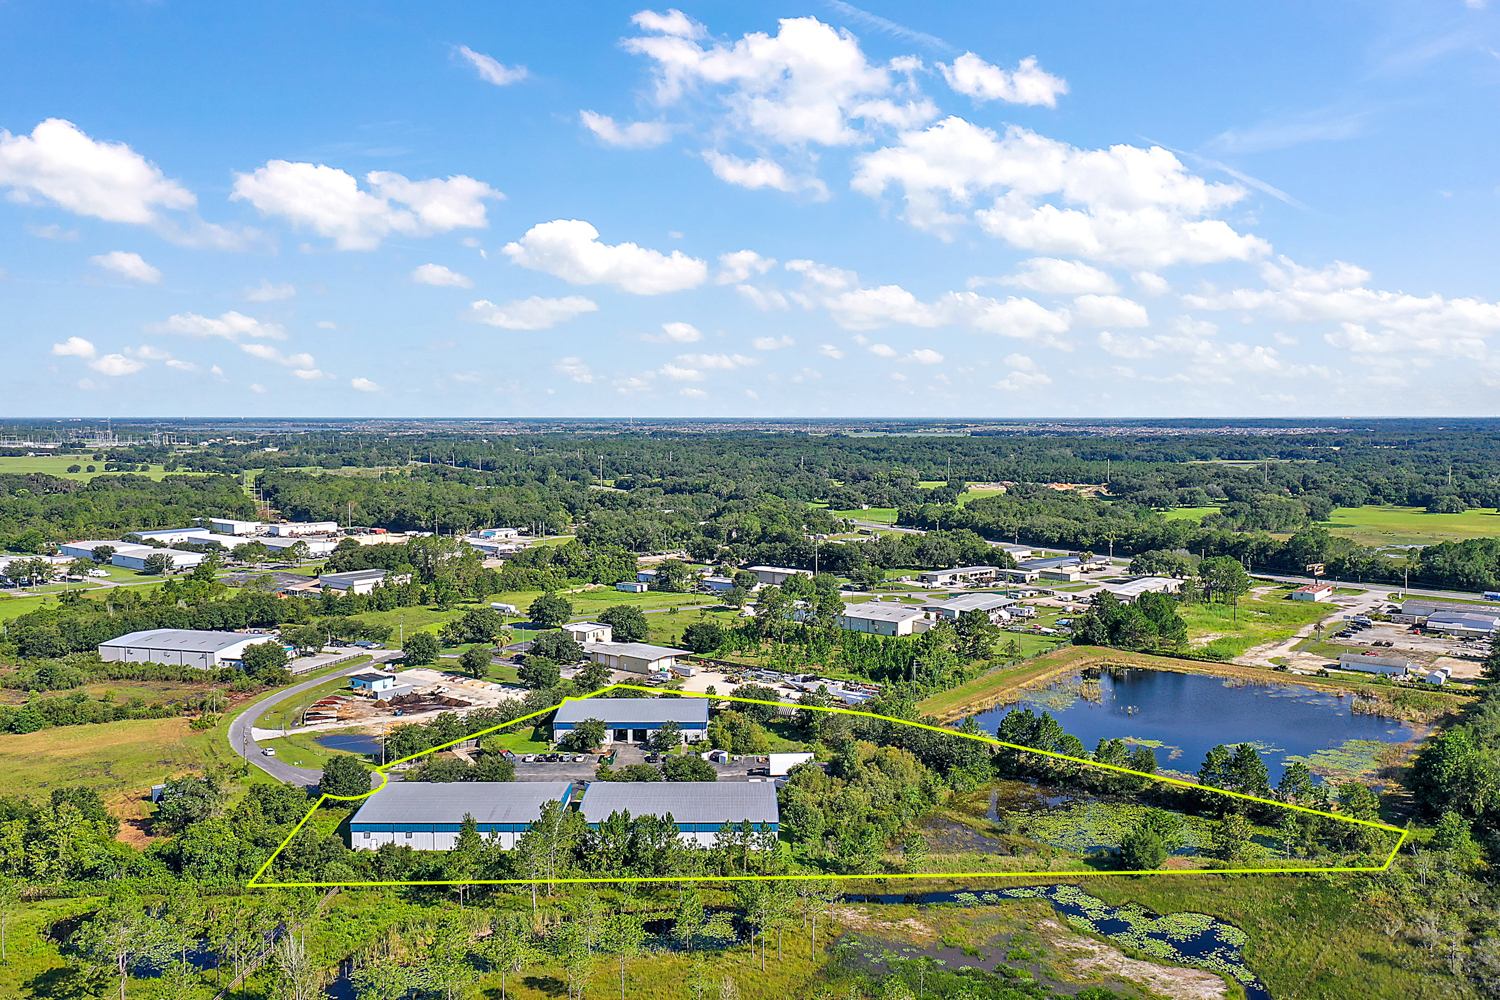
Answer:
[261, 748, 277, 757]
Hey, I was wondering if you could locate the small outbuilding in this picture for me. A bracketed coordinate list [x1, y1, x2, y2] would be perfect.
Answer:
[565, 622, 613, 644]
[350, 672, 397, 694]
[1291, 583, 1335, 603]
[1338, 652, 1415, 677]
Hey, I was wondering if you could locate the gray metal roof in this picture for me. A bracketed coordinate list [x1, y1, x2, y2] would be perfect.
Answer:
[578, 781, 778, 826]
[350, 781, 573, 825]
[553, 696, 709, 726]
[1426, 610, 1499, 627]
[581, 641, 691, 659]
[320, 569, 387, 585]
[1403, 599, 1500, 618]
[100, 629, 261, 653]
[1339, 653, 1414, 670]
[928, 593, 1016, 612]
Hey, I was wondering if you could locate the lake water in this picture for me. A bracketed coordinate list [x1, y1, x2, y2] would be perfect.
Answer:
[314, 733, 383, 756]
[971, 667, 1421, 782]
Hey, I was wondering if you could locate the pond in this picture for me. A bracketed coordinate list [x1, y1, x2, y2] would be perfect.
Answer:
[848, 885, 1271, 1000]
[314, 733, 383, 757]
[971, 667, 1421, 782]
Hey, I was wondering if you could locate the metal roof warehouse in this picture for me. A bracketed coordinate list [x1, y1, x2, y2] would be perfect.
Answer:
[576, 782, 779, 846]
[98, 628, 273, 669]
[552, 696, 709, 744]
[350, 781, 574, 850]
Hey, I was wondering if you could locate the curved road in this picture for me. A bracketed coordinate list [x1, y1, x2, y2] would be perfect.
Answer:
[228, 655, 399, 786]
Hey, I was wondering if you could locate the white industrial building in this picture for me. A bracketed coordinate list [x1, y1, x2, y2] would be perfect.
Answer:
[110, 547, 208, 572]
[1338, 652, 1415, 677]
[349, 782, 574, 851]
[834, 601, 934, 636]
[916, 565, 1001, 587]
[576, 782, 779, 847]
[579, 640, 693, 674]
[552, 696, 709, 744]
[315, 569, 396, 595]
[131, 527, 215, 545]
[746, 565, 811, 587]
[1290, 583, 1336, 602]
[99, 629, 275, 669]
[565, 622, 613, 644]
[264, 521, 339, 536]
[203, 518, 265, 536]
[926, 593, 1016, 622]
[1099, 577, 1183, 604]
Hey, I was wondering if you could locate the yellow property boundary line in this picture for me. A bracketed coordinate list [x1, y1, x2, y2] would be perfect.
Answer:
[247, 684, 1410, 888]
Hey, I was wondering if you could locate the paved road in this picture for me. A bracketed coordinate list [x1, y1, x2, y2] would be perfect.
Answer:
[228, 654, 399, 787]
[1251, 572, 1493, 606]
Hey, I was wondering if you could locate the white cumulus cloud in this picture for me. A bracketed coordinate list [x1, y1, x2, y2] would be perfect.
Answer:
[939, 53, 1068, 107]
[659, 363, 705, 381]
[993, 257, 1118, 295]
[231, 161, 501, 250]
[350, 377, 381, 392]
[752, 335, 794, 349]
[90, 251, 160, 284]
[716, 250, 776, 284]
[554, 357, 596, 383]
[468, 295, 598, 330]
[412, 263, 474, 288]
[676, 352, 757, 369]
[643, 322, 703, 343]
[1073, 294, 1149, 328]
[502, 219, 707, 294]
[580, 111, 673, 149]
[907, 348, 944, 364]
[456, 45, 528, 85]
[702, 151, 827, 197]
[244, 279, 296, 301]
[52, 336, 97, 359]
[151, 311, 286, 341]
[0, 119, 195, 225]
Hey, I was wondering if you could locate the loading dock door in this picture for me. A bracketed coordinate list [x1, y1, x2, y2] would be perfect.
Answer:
[631, 729, 648, 743]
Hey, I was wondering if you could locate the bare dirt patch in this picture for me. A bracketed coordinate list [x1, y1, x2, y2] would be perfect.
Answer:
[832, 906, 935, 941]
[1040, 918, 1228, 999]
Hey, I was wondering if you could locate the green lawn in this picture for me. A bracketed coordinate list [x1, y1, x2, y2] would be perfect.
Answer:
[1321, 504, 1500, 547]
[831, 506, 898, 523]
[0, 716, 219, 800]
[0, 454, 210, 481]
[1180, 586, 1339, 659]
[1160, 505, 1220, 522]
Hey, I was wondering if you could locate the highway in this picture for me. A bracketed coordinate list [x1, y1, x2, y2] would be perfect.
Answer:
[227, 654, 398, 787]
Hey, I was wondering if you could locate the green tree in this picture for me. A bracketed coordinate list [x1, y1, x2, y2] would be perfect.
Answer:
[1209, 812, 1254, 862]
[352, 960, 422, 1000]
[528, 592, 573, 628]
[143, 551, 176, 575]
[1198, 556, 1250, 606]
[562, 717, 607, 751]
[518, 655, 561, 690]
[1483, 631, 1500, 682]
[241, 640, 289, 677]
[402, 630, 440, 665]
[529, 630, 584, 662]
[597, 604, 649, 642]
[91, 544, 117, 564]
[576, 659, 612, 692]
[0, 876, 18, 965]
[72, 890, 172, 1000]
[681, 620, 725, 654]
[602, 912, 645, 1000]
[663, 754, 717, 781]
[954, 608, 1000, 659]
[480, 914, 537, 1000]
[270, 930, 324, 1000]
[154, 773, 229, 834]
[649, 720, 683, 753]
[1118, 809, 1183, 870]
[458, 644, 491, 679]
[320, 755, 370, 797]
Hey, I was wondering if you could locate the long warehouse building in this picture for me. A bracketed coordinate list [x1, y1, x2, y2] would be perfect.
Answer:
[551, 696, 709, 745]
[576, 782, 779, 847]
[98, 629, 278, 669]
[349, 782, 575, 851]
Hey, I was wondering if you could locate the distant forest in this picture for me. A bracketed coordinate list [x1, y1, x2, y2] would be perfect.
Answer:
[2, 418, 1499, 589]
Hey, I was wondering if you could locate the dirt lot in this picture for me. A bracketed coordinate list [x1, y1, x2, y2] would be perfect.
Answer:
[1332, 622, 1487, 673]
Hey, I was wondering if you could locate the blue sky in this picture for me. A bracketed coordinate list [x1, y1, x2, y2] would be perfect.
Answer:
[3, 1, 1500, 418]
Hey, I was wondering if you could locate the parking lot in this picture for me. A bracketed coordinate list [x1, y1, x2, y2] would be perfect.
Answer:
[507, 740, 781, 783]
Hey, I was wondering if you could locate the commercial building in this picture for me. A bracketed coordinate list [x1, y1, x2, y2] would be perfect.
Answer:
[565, 622, 613, 644]
[203, 518, 264, 536]
[916, 565, 1001, 587]
[1099, 577, 1183, 604]
[110, 546, 208, 572]
[315, 569, 394, 595]
[463, 536, 525, 557]
[131, 527, 215, 545]
[99, 628, 272, 669]
[766, 752, 814, 775]
[551, 696, 709, 744]
[1338, 652, 1415, 677]
[701, 575, 736, 593]
[835, 601, 933, 636]
[1290, 583, 1336, 602]
[350, 672, 398, 694]
[474, 527, 521, 540]
[746, 566, 812, 587]
[1424, 610, 1499, 638]
[926, 593, 1016, 622]
[616, 581, 649, 593]
[580, 640, 694, 675]
[349, 782, 574, 851]
[258, 535, 341, 556]
[991, 542, 1035, 562]
[575, 782, 778, 847]
[1394, 599, 1500, 626]
[264, 521, 339, 536]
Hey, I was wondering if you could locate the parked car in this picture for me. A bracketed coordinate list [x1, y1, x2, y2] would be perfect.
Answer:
[522, 755, 535, 763]
[573, 755, 587, 763]
[262, 748, 276, 757]
[645, 754, 661, 763]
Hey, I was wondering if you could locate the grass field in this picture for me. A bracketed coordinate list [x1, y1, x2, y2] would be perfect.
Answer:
[0, 454, 210, 481]
[1321, 504, 1500, 547]
[831, 506, 898, 523]
[1179, 585, 1339, 659]
[1160, 505, 1219, 522]
[0, 716, 215, 800]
